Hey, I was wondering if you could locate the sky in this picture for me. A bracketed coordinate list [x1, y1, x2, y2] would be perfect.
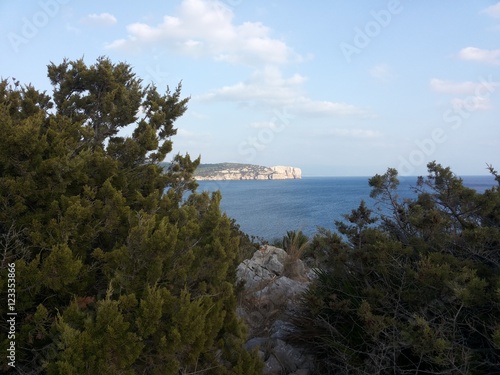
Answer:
[1, 0, 499, 176]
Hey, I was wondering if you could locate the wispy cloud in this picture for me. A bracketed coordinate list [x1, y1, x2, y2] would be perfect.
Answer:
[430, 77, 499, 112]
[249, 121, 277, 129]
[430, 78, 500, 95]
[177, 128, 209, 138]
[458, 47, 500, 65]
[450, 97, 492, 111]
[106, 0, 300, 67]
[176, 128, 212, 146]
[199, 66, 304, 104]
[315, 128, 382, 139]
[293, 98, 368, 117]
[199, 66, 368, 117]
[108, 0, 367, 118]
[481, 2, 500, 18]
[80, 13, 117, 27]
[369, 63, 394, 81]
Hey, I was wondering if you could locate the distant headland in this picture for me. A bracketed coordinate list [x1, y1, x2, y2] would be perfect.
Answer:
[193, 163, 302, 180]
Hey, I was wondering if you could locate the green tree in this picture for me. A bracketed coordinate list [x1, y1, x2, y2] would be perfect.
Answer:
[335, 200, 378, 250]
[0, 58, 261, 374]
[290, 162, 500, 374]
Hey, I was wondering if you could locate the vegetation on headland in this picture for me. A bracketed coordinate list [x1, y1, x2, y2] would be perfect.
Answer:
[194, 163, 269, 177]
[1, 57, 498, 374]
[161, 162, 270, 179]
[191, 163, 302, 180]
[162, 162, 302, 180]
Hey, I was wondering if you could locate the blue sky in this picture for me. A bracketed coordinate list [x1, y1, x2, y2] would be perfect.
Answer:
[1, 0, 499, 176]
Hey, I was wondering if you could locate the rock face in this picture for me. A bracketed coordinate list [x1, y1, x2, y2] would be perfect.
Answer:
[269, 166, 302, 180]
[194, 163, 301, 180]
[236, 246, 315, 375]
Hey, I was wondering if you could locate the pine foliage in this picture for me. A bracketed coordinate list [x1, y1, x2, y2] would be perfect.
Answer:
[0, 58, 261, 374]
[291, 163, 500, 374]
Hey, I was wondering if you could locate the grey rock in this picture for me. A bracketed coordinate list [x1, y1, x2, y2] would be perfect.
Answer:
[263, 354, 282, 375]
[272, 339, 309, 372]
[270, 320, 297, 340]
[236, 247, 315, 374]
[256, 276, 308, 308]
[306, 268, 319, 280]
[236, 246, 290, 290]
[245, 337, 268, 351]
[265, 252, 285, 275]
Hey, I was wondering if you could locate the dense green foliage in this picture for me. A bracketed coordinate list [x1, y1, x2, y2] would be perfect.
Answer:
[291, 163, 500, 374]
[0, 58, 261, 374]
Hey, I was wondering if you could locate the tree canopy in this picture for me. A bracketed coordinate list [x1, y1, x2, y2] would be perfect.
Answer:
[291, 162, 500, 374]
[0, 57, 261, 374]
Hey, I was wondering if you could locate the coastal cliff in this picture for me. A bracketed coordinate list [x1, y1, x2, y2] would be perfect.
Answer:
[194, 163, 302, 180]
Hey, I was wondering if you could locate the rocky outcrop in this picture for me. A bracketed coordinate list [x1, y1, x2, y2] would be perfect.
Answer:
[194, 163, 301, 180]
[236, 246, 315, 375]
[269, 166, 302, 180]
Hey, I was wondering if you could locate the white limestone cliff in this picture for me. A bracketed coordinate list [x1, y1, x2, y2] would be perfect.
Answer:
[195, 165, 302, 181]
[269, 166, 302, 180]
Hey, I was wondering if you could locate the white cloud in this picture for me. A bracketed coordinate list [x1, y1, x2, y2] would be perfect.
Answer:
[200, 66, 304, 104]
[107, 0, 367, 118]
[430, 78, 500, 95]
[450, 97, 492, 111]
[177, 128, 206, 138]
[175, 128, 212, 148]
[430, 78, 499, 112]
[316, 128, 382, 139]
[458, 47, 500, 65]
[431, 78, 500, 95]
[106, 0, 300, 67]
[481, 2, 500, 18]
[199, 66, 367, 117]
[177, 128, 195, 137]
[369, 63, 394, 81]
[293, 98, 366, 117]
[80, 13, 117, 27]
[249, 121, 276, 129]
[66, 23, 80, 34]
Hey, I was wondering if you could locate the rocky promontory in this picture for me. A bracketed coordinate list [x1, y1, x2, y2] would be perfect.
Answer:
[194, 163, 302, 181]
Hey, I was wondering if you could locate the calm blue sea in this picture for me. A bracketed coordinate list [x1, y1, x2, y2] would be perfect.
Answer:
[196, 176, 497, 241]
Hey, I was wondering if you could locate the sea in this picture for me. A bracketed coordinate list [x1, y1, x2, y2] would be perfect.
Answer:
[196, 175, 498, 242]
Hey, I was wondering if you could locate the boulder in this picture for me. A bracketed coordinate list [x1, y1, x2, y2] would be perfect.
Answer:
[237, 246, 315, 375]
[236, 246, 288, 290]
[245, 337, 268, 352]
[272, 339, 311, 373]
[255, 276, 308, 309]
[270, 320, 297, 340]
[263, 355, 282, 375]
